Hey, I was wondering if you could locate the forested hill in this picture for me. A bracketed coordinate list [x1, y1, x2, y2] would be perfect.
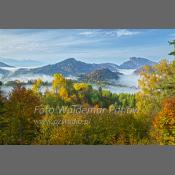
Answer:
[79, 68, 122, 83]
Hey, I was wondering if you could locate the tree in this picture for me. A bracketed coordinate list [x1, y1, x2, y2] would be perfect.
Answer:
[151, 97, 175, 145]
[0, 85, 8, 144]
[59, 86, 69, 100]
[136, 60, 175, 116]
[90, 90, 101, 106]
[5, 83, 41, 144]
[32, 78, 43, 94]
[73, 83, 92, 104]
[169, 40, 175, 58]
[73, 83, 92, 91]
[52, 74, 66, 94]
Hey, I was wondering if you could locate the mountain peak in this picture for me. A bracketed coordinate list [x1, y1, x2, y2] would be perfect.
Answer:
[62, 58, 77, 62]
[129, 57, 150, 61]
[120, 57, 156, 69]
[130, 57, 140, 61]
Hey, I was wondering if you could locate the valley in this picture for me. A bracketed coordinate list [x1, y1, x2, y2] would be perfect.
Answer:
[0, 57, 152, 94]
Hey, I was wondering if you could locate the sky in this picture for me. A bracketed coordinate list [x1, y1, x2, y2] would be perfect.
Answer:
[0, 29, 175, 65]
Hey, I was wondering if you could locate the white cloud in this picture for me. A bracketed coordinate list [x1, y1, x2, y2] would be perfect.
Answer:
[79, 31, 95, 36]
[79, 29, 140, 38]
[102, 29, 140, 37]
[115, 29, 140, 37]
[0, 30, 101, 56]
[0, 29, 171, 65]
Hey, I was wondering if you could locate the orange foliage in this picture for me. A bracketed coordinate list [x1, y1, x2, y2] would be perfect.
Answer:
[152, 97, 175, 145]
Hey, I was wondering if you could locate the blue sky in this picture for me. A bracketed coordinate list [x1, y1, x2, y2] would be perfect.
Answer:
[0, 29, 175, 65]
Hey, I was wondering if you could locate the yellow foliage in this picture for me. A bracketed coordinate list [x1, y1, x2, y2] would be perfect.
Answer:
[73, 83, 92, 91]
[136, 59, 175, 115]
[59, 86, 69, 99]
[52, 73, 66, 94]
[32, 78, 43, 93]
[48, 114, 90, 144]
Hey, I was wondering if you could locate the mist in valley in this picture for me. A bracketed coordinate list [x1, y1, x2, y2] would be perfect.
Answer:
[0, 66, 139, 95]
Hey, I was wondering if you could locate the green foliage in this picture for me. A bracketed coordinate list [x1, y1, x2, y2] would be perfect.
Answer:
[169, 40, 175, 57]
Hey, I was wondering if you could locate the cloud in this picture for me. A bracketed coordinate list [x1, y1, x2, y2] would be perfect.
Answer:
[0, 30, 101, 55]
[109, 29, 140, 37]
[79, 29, 140, 38]
[79, 31, 95, 36]
[0, 29, 172, 65]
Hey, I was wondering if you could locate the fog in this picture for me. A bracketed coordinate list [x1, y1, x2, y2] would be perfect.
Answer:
[3, 74, 53, 84]
[117, 74, 139, 87]
[0, 67, 140, 94]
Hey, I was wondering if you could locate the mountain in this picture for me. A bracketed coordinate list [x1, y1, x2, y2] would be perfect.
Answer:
[0, 62, 13, 67]
[119, 57, 156, 69]
[0, 57, 42, 67]
[0, 68, 10, 77]
[97, 63, 119, 71]
[29, 58, 98, 76]
[6, 57, 156, 79]
[12, 68, 31, 76]
[14, 58, 119, 76]
[79, 68, 122, 83]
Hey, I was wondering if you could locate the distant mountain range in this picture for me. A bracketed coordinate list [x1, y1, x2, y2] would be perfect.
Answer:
[13, 58, 120, 76]
[119, 57, 156, 69]
[0, 58, 42, 67]
[0, 57, 157, 78]
[0, 62, 13, 67]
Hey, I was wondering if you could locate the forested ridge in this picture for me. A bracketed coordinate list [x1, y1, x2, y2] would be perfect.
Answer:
[0, 41, 175, 145]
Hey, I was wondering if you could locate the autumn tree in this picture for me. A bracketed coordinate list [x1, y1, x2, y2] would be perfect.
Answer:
[59, 86, 70, 101]
[151, 97, 175, 145]
[0, 83, 8, 144]
[0, 81, 4, 115]
[73, 83, 92, 105]
[136, 41, 175, 116]
[52, 73, 66, 94]
[136, 59, 175, 116]
[5, 83, 41, 144]
[0, 81, 6, 118]
[32, 78, 43, 94]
